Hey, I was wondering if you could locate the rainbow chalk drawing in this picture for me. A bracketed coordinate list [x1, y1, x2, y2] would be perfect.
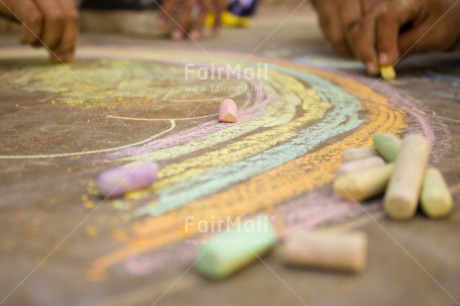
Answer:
[0, 47, 419, 281]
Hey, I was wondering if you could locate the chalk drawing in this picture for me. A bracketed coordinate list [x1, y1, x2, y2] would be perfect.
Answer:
[0, 47, 415, 281]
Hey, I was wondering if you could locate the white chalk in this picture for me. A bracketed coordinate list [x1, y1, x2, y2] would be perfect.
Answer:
[335, 156, 386, 178]
[97, 162, 159, 198]
[219, 98, 238, 123]
[342, 147, 377, 163]
[384, 134, 430, 220]
[281, 230, 367, 273]
[421, 167, 453, 219]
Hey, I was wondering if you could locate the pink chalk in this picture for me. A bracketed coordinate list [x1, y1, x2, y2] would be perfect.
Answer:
[97, 162, 159, 198]
[219, 99, 238, 123]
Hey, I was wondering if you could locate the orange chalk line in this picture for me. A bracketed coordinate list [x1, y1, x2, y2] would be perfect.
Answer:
[86, 68, 408, 281]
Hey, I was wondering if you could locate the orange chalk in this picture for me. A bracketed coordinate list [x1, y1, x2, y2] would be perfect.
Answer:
[219, 99, 238, 123]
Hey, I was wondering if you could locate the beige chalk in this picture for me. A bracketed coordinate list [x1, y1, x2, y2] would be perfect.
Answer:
[334, 164, 394, 202]
[384, 134, 430, 220]
[336, 156, 386, 178]
[380, 65, 396, 81]
[219, 98, 237, 123]
[342, 147, 377, 163]
[421, 168, 453, 219]
[373, 133, 402, 162]
[281, 230, 367, 273]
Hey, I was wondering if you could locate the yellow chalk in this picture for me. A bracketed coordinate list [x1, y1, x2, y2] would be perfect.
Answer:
[380, 65, 396, 81]
[384, 134, 430, 220]
[281, 230, 367, 273]
[421, 168, 453, 219]
[334, 164, 394, 202]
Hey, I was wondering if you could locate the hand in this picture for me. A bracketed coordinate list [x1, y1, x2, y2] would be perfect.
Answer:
[0, 0, 78, 62]
[351, 0, 460, 75]
[156, 0, 227, 41]
[312, 0, 383, 56]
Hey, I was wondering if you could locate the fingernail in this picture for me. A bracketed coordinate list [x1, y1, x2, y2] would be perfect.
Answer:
[379, 52, 389, 65]
[171, 29, 183, 41]
[190, 30, 201, 40]
[366, 62, 376, 75]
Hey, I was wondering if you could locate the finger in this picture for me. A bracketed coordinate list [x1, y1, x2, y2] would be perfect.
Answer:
[317, 2, 352, 56]
[33, 0, 65, 50]
[172, 0, 195, 40]
[376, 2, 421, 66]
[398, 23, 453, 58]
[158, 0, 177, 27]
[351, 13, 379, 75]
[190, 0, 211, 40]
[339, 0, 362, 52]
[16, 0, 43, 45]
[52, 0, 79, 62]
[213, 0, 226, 33]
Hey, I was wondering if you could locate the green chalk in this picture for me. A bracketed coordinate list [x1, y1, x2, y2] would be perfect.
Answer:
[373, 133, 402, 162]
[421, 168, 453, 219]
[194, 214, 277, 279]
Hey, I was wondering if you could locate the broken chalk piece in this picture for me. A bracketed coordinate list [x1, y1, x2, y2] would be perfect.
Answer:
[373, 133, 402, 162]
[380, 65, 396, 81]
[342, 147, 377, 163]
[335, 156, 385, 178]
[97, 162, 159, 198]
[281, 230, 367, 273]
[421, 167, 453, 219]
[194, 214, 277, 279]
[334, 164, 394, 202]
[219, 98, 238, 123]
[384, 134, 430, 220]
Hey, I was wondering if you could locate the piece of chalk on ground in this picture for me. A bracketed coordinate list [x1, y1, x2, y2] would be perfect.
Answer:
[384, 134, 430, 220]
[219, 98, 238, 123]
[421, 167, 453, 219]
[334, 164, 394, 202]
[281, 230, 367, 273]
[194, 214, 277, 279]
[373, 133, 402, 162]
[380, 65, 396, 81]
[335, 156, 385, 178]
[342, 147, 377, 163]
[97, 162, 159, 198]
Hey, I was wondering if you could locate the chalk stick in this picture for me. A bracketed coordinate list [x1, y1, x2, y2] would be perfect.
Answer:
[219, 98, 238, 123]
[373, 133, 402, 162]
[380, 65, 396, 81]
[97, 162, 159, 198]
[421, 168, 453, 219]
[384, 134, 430, 220]
[335, 156, 385, 178]
[334, 164, 394, 202]
[281, 230, 367, 273]
[342, 147, 377, 163]
[194, 214, 277, 279]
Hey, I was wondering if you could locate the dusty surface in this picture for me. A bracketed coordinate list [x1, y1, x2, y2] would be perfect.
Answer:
[0, 6, 459, 306]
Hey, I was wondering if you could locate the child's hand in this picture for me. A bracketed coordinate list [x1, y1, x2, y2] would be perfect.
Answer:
[0, 0, 78, 62]
[312, 0, 382, 56]
[351, 0, 460, 75]
[157, 0, 227, 41]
